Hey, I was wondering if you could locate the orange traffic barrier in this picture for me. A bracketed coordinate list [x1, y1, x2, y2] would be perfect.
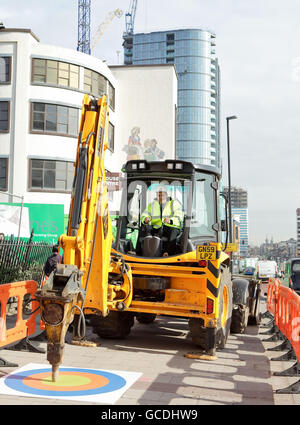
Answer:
[267, 278, 281, 320]
[281, 289, 300, 363]
[266, 279, 300, 393]
[276, 285, 293, 341]
[267, 280, 300, 363]
[0, 280, 40, 348]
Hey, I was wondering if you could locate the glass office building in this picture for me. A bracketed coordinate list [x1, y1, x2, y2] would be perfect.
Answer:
[123, 29, 220, 167]
[232, 207, 249, 257]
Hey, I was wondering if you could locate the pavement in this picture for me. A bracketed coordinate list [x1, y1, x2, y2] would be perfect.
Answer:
[0, 296, 299, 406]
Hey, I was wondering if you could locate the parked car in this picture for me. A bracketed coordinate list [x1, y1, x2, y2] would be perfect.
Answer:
[244, 266, 255, 276]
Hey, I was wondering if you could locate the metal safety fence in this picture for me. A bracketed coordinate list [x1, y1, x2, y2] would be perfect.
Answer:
[0, 236, 53, 285]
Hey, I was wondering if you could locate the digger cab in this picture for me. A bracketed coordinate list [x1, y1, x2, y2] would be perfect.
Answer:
[113, 159, 222, 258]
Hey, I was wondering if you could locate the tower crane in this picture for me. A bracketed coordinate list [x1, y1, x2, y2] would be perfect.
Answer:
[77, 0, 91, 55]
[125, 0, 138, 35]
[77, 1, 123, 55]
[91, 8, 123, 52]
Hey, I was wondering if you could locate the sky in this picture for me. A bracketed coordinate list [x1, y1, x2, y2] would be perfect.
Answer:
[1, 0, 300, 246]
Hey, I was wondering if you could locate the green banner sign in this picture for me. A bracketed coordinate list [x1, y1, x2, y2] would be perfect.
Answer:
[0, 202, 64, 243]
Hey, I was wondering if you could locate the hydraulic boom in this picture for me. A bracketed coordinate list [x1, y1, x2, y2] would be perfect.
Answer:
[35, 95, 133, 381]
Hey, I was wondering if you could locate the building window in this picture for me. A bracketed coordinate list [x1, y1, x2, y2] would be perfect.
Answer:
[31, 102, 78, 137]
[108, 82, 115, 110]
[0, 57, 11, 84]
[0, 158, 8, 191]
[108, 122, 114, 152]
[29, 159, 74, 192]
[32, 59, 79, 89]
[0, 101, 9, 132]
[84, 68, 115, 110]
[84, 69, 107, 97]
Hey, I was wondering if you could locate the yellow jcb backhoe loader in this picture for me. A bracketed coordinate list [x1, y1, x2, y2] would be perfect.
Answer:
[35, 95, 261, 381]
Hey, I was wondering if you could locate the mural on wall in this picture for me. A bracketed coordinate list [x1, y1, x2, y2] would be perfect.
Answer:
[123, 127, 165, 162]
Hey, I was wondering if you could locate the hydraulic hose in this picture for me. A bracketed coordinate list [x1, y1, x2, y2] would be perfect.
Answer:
[71, 304, 86, 340]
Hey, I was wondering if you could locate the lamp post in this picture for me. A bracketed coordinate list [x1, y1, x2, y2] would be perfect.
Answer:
[226, 115, 237, 272]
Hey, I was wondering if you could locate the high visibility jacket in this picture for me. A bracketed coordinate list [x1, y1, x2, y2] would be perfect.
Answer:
[141, 198, 183, 229]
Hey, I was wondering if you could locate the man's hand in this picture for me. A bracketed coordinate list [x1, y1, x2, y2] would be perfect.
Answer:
[163, 218, 170, 224]
[144, 217, 151, 224]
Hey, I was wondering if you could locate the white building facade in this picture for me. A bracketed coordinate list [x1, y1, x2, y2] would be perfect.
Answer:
[0, 28, 177, 238]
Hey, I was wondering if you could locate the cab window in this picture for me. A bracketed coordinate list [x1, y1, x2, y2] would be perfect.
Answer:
[190, 172, 216, 240]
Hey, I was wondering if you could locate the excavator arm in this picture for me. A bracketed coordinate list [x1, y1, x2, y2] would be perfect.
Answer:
[35, 95, 132, 381]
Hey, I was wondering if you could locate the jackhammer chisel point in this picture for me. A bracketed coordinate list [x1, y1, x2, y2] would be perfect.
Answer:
[52, 365, 59, 382]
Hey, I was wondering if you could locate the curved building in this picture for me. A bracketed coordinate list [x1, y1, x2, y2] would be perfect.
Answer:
[0, 28, 117, 210]
[123, 28, 220, 167]
[0, 28, 178, 240]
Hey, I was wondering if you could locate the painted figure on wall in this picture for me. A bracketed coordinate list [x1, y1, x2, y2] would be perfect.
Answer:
[143, 139, 165, 161]
[123, 127, 142, 160]
[123, 127, 165, 162]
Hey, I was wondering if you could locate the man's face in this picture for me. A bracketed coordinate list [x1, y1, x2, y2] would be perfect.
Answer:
[157, 191, 167, 203]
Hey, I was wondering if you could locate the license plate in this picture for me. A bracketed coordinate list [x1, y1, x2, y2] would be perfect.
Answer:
[196, 245, 217, 260]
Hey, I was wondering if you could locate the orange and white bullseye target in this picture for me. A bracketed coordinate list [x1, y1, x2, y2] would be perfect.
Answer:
[0, 363, 142, 404]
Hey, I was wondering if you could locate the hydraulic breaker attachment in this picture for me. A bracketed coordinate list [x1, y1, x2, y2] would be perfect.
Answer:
[35, 264, 85, 382]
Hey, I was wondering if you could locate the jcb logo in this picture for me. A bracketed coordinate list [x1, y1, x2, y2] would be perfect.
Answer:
[291, 317, 300, 343]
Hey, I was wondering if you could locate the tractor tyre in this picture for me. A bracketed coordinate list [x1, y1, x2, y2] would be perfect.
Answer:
[230, 304, 249, 334]
[136, 313, 157, 324]
[248, 290, 262, 326]
[188, 318, 206, 349]
[216, 267, 233, 349]
[90, 311, 134, 339]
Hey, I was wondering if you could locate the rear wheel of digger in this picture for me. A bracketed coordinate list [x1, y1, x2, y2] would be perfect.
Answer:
[136, 313, 156, 324]
[248, 288, 262, 326]
[188, 318, 206, 349]
[90, 311, 134, 339]
[216, 267, 233, 349]
[230, 304, 249, 333]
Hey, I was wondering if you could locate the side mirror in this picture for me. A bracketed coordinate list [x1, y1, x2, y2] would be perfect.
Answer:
[221, 220, 227, 232]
